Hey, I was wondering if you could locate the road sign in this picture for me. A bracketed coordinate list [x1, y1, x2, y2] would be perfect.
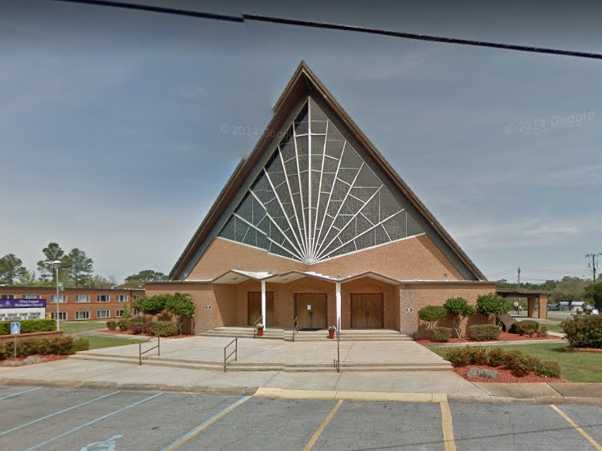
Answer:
[10, 321, 21, 336]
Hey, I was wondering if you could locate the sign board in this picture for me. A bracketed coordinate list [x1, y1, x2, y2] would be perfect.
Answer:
[306, 304, 312, 311]
[0, 299, 46, 309]
[10, 321, 21, 336]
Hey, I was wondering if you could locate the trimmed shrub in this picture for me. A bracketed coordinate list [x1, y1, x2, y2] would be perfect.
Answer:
[150, 321, 178, 337]
[106, 321, 117, 331]
[444, 347, 561, 379]
[133, 295, 168, 315]
[467, 347, 489, 365]
[475, 294, 512, 323]
[431, 327, 452, 342]
[537, 325, 548, 338]
[0, 319, 56, 335]
[157, 312, 173, 322]
[510, 320, 539, 336]
[117, 319, 130, 331]
[561, 315, 602, 348]
[418, 305, 447, 329]
[444, 297, 475, 338]
[468, 324, 501, 341]
[1, 336, 75, 359]
[445, 348, 472, 367]
[487, 348, 505, 367]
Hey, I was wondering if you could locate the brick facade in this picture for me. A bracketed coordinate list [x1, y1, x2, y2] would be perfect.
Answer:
[0, 287, 144, 321]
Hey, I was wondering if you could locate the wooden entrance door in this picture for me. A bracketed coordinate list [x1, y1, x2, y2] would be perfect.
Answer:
[294, 293, 327, 330]
[351, 293, 384, 329]
[247, 292, 274, 326]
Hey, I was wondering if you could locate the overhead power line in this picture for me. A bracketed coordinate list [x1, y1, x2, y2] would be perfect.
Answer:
[52, 0, 602, 61]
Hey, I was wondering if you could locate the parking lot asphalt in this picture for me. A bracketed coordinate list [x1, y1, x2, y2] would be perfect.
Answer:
[1, 385, 602, 451]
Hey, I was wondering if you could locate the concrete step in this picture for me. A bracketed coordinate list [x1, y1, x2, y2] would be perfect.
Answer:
[71, 354, 452, 372]
[199, 328, 412, 342]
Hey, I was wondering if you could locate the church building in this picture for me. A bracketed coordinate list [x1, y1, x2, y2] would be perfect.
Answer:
[146, 62, 497, 336]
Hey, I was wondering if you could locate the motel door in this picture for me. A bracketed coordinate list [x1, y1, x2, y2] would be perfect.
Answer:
[351, 293, 384, 329]
[247, 292, 274, 327]
[294, 293, 327, 330]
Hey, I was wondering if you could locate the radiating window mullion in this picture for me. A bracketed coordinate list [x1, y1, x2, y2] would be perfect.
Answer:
[310, 120, 328, 259]
[262, 168, 305, 256]
[315, 161, 365, 257]
[233, 212, 303, 260]
[278, 146, 307, 255]
[315, 185, 382, 260]
[248, 190, 304, 259]
[293, 121, 310, 259]
[314, 142, 346, 256]
[316, 210, 404, 261]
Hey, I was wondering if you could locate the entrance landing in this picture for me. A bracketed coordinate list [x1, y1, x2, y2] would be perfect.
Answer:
[73, 336, 451, 372]
[198, 327, 412, 341]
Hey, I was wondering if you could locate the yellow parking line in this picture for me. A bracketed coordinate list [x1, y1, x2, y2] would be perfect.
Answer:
[550, 405, 602, 451]
[440, 399, 457, 451]
[303, 399, 343, 451]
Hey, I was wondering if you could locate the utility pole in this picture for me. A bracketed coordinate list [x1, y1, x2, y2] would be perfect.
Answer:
[517, 267, 521, 285]
[586, 253, 602, 284]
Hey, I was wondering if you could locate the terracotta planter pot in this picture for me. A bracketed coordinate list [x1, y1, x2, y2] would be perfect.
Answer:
[328, 329, 335, 339]
[257, 327, 264, 337]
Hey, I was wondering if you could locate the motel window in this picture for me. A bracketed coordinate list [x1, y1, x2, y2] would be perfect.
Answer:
[51, 295, 65, 303]
[51, 312, 67, 320]
[117, 294, 128, 303]
[76, 294, 90, 303]
[23, 294, 40, 300]
[75, 311, 90, 321]
[0, 295, 14, 300]
[97, 294, 111, 302]
[96, 309, 110, 319]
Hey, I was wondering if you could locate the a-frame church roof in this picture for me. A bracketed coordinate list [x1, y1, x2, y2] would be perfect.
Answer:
[169, 61, 486, 281]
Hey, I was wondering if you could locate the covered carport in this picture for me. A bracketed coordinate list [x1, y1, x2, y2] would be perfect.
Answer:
[496, 287, 549, 319]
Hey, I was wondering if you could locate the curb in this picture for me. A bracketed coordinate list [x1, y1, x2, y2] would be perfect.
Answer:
[1, 379, 602, 405]
[0, 378, 257, 396]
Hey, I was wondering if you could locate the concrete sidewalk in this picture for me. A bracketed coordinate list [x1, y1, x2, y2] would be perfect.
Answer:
[1, 357, 601, 404]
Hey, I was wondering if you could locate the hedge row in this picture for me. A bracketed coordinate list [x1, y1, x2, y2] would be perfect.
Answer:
[445, 347, 561, 378]
[0, 336, 89, 360]
[107, 319, 178, 337]
[0, 319, 56, 336]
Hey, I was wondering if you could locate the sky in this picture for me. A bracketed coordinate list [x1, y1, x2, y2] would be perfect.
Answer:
[1, 0, 601, 283]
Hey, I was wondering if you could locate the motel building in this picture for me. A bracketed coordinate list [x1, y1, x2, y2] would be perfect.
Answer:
[146, 62, 547, 337]
[0, 287, 143, 322]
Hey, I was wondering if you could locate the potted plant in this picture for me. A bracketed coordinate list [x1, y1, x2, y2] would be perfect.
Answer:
[328, 325, 336, 339]
[256, 323, 264, 337]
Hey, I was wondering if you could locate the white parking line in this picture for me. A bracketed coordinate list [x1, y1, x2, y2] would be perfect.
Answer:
[24, 392, 163, 451]
[0, 391, 121, 437]
[0, 387, 42, 401]
[162, 395, 251, 451]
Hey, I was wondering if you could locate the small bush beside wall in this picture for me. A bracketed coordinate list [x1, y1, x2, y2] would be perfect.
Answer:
[150, 321, 178, 337]
[0, 336, 76, 359]
[431, 327, 452, 342]
[468, 325, 501, 341]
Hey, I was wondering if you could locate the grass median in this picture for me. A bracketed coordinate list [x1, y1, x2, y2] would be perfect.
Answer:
[86, 335, 147, 350]
[429, 342, 602, 383]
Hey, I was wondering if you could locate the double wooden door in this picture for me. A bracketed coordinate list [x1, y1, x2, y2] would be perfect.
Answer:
[294, 293, 327, 330]
[351, 293, 384, 329]
[247, 292, 274, 326]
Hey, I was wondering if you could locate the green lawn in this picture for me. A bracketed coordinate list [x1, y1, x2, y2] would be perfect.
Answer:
[85, 335, 146, 350]
[545, 323, 564, 334]
[429, 343, 602, 383]
[61, 321, 106, 334]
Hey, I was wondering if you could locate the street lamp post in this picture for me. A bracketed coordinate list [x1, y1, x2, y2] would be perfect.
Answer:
[49, 260, 62, 332]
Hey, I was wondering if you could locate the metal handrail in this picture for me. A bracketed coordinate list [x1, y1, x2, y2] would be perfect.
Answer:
[291, 315, 298, 342]
[138, 335, 160, 366]
[223, 337, 238, 372]
[252, 316, 263, 338]
[333, 319, 341, 373]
